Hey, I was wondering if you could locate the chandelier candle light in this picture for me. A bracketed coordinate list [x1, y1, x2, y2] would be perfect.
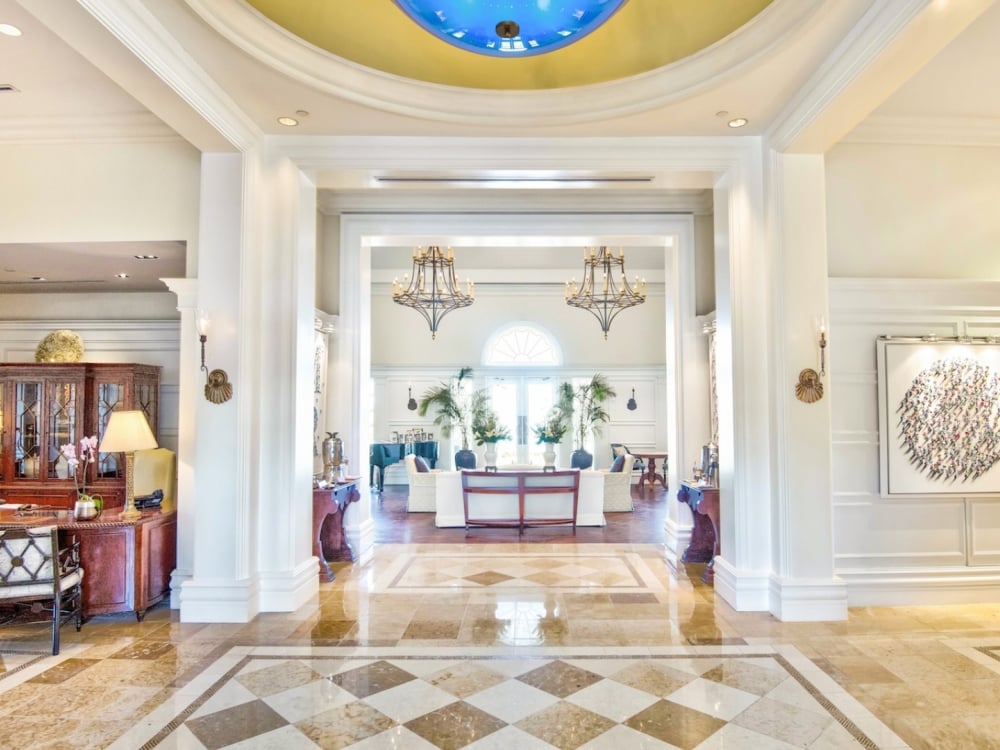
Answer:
[566, 246, 646, 339]
[392, 245, 475, 339]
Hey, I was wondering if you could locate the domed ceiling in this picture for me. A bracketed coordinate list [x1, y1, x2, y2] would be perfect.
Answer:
[244, 0, 773, 90]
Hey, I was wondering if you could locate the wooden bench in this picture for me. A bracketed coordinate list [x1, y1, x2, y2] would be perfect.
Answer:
[460, 470, 581, 535]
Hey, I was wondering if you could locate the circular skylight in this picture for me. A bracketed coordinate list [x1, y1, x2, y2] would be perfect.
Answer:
[393, 0, 627, 57]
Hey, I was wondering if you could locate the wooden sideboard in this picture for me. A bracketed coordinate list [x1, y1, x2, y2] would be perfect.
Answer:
[0, 508, 176, 620]
[677, 481, 720, 584]
[313, 483, 360, 582]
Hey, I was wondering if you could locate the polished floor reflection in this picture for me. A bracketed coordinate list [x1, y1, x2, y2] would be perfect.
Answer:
[4, 521, 1000, 746]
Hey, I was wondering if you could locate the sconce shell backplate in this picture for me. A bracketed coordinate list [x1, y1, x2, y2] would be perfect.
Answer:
[795, 368, 824, 403]
[205, 368, 234, 404]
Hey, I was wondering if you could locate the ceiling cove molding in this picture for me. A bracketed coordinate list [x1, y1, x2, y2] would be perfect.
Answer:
[0, 113, 181, 145]
[79, 0, 262, 152]
[319, 189, 714, 217]
[280, 135, 757, 176]
[841, 115, 1000, 147]
[185, 0, 821, 127]
[768, 0, 995, 154]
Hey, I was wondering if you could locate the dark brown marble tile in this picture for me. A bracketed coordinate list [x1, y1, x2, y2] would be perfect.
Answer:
[517, 660, 604, 698]
[464, 571, 515, 586]
[405, 700, 506, 750]
[108, 640, 176, 661]
[402, 620, 462, 640]
[185, 699, 289, 750]
[624, 699, 726, 749]
[328, 659, 417, 698]
[27, 657, 99, 683]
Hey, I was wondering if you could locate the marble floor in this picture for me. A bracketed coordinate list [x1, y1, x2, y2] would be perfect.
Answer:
[2, 543, 1000, 748]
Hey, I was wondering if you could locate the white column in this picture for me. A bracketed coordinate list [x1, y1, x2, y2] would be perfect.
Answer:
[161, 277, 198, 608]
[711, 147, 776, 612]
[254, 149, 321, 611]
[765, 152, 846, 621]
[179, 152, 257, 622]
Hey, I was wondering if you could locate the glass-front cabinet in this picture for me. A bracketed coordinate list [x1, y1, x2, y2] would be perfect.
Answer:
[0, 363, 160, 508]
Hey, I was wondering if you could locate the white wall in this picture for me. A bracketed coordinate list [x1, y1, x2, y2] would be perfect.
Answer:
[826, 143, 1000, 279]
[0, 141, 201, 265]
[830, 282, 1000, 605]
[371, 285, 666, 367]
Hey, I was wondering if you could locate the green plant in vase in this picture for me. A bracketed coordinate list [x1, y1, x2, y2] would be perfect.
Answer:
[561, 373, 616, 469]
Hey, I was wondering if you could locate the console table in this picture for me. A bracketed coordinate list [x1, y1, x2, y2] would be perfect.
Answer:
[0, 508, 176, 620]
[369, 441, 439, 491]
[460, 470, 580, 535]
[677, 481, 719, 583]
[313, 482, 360, 582]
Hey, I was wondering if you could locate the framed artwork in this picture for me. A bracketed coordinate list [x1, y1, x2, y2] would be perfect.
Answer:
[877, 339, 1000, 495]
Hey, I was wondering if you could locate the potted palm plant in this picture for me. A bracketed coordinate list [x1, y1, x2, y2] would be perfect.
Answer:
[561, 373, 616, 469]
[419, 366, 477, 468]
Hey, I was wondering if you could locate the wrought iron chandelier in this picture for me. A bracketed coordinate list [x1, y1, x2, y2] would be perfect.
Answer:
[392, 245, 475, 339]
[565, 246, 646, 339]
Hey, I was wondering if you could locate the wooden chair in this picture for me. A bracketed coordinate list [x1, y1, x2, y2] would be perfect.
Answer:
[0, 527, 84, 655]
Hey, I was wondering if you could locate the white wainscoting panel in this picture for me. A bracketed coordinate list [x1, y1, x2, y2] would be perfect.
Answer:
[967, 498, 1000, 566]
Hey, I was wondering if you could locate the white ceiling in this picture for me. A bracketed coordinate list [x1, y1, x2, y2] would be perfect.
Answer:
[1, 0, 998, 286]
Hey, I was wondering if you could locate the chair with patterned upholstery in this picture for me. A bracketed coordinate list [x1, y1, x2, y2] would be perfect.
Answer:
[601, 453, 636, 511]
[611, 443, 644, 476]
[0, 526, 84, 654]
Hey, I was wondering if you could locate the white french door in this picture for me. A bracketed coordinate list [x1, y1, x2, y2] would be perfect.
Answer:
[486, 376, 558, 466]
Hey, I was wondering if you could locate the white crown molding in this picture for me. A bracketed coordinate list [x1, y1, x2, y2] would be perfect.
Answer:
[79, 0, 262, 152]
[184, 0, 821, 127]
[319, 188, 714, 216]
[0, 112, 182, 145]
[841, 114, 1000, 147]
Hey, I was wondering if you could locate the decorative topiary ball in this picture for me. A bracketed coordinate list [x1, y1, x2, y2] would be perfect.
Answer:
[35, 329, 85, 362]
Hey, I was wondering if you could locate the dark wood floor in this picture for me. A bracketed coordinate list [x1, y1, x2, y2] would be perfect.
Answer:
[371, 482, 669, 544]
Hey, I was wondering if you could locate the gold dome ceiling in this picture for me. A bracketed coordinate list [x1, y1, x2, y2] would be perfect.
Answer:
[244, 0, 774, 90]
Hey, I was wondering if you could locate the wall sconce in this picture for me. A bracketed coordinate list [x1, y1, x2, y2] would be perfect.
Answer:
[407, 387, 418, 411]
[796, 318, 827, 404]
[196, 310, 234, 405]
[626, 388, 637, 411]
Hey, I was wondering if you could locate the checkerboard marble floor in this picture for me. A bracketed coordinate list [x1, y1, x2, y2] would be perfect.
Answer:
[3, 543, 1000, 748]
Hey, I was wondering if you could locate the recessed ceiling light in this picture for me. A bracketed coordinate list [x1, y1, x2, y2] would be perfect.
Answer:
[0, 24, 22, 37]
[31, 276, 45, 281]
[114, 273, 130, 279]
[133, 254, 159, 260]
[277, 116, 299, 127]
[728, 117, 749, 128]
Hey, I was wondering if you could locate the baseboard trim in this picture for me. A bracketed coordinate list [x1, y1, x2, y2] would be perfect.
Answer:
[663, 517, 691, 562]
[768, 574, 848, 621]
[179, 576, 260, 623]
[257, 558, 319, 612]
[840, 567, 1000, 606]
[713, 556, 770, 612]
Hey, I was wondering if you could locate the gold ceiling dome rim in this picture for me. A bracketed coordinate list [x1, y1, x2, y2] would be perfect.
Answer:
[185, 0, 821, 126]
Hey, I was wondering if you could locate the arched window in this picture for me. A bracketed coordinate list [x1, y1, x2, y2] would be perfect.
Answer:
[483, 322, 562, 366]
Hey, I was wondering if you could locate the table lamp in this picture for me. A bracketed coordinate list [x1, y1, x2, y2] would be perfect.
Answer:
[99, 410, 158, 521]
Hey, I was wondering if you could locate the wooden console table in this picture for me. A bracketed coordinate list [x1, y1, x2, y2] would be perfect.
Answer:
[677, 481, 719, 584]
[0, 508, 176, 620]
[313, 483, 360, 582]
[460, 470, 580, 535]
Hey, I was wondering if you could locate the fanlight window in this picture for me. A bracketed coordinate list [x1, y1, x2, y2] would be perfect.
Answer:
[484, 323, 561, 366]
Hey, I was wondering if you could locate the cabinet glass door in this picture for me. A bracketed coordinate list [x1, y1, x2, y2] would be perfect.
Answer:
[47, 382, 77, 480]
[15, 382, 41, 478]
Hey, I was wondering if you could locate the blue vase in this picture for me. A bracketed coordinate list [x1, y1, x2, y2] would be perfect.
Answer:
[455, 449, 477, 469]
[571, 449, 593, 469]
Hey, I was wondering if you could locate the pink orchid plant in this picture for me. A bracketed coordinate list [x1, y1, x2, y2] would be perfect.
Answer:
[60, 435, 98, 498]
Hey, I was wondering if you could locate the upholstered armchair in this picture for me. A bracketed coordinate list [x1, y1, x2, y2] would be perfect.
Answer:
[0, 526, 84, 654]
[601, 453, 635, 511]
[134, 448, 177, 508]
[404, 454, 438, 512]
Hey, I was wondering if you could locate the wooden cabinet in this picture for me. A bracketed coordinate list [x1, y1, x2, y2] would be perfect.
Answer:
[0, 363, 161, 509]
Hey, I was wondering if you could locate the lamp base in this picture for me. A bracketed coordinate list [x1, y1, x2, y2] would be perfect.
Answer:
[119, 502, 143, 522]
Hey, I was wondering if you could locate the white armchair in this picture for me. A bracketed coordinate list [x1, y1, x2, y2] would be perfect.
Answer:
[601, 454, 635, 511]
[404, 454, 438, 512]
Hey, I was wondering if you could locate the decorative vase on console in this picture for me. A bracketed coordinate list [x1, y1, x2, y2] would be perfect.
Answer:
[532, 408, 569, 473]
[484, 442, 498, 471]
[61, 435, 103, 521]
[542, 444, 557, 471]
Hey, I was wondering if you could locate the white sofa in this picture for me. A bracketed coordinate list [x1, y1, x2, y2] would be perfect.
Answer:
[434, 469, 606, 527]
[404, 454, 438, 512]
[600, 454, 635, 511]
